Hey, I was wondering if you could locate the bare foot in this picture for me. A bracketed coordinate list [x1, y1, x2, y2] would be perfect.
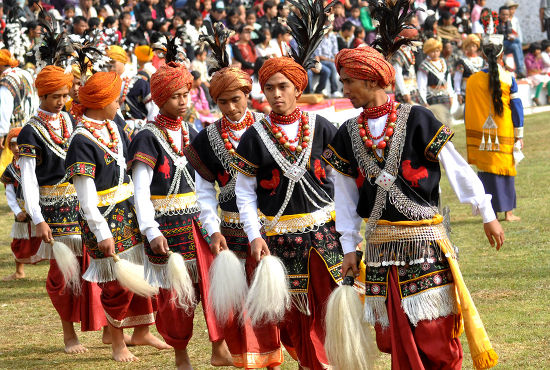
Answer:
[210, 340, 233, 366]
[102, 326, 133, 345]
[2, 272, 25, 281]
[64, 337, 88, 354]
[130, 328, 172, 350]
[175, 348, 193, 370]
[112, 344, 138, 362]
[505, 211, 521, 222]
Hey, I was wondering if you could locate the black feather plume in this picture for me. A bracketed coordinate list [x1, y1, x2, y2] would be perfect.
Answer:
[35, 7, 74, 70]
[286, 0, 336, 69]
[367, 0, 417, 59]
[151, 34, 186, 64]
[198, 22, 233, 75]
[70, 31, 110, 83]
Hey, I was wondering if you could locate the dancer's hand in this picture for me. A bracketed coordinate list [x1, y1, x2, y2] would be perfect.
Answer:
[36, 221, 53, 243]
[150, 235, 169, 255]
[342, 251, 359, 277]
[210, 232, 228, 256]
[16, 212, 27, 222]
[516, 138, 524, 149]
[484, 220, 505, 251]
[250, 237, 270, 262]
[99, 237, 116, 257]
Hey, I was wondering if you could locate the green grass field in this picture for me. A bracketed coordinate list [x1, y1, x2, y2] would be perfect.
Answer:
[0, 112, 548, 369]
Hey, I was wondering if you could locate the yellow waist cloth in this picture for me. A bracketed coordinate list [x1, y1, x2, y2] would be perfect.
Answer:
[97, 182, 133, 207]
[261, 209, 335, 236]
[150, 192, 197, 212]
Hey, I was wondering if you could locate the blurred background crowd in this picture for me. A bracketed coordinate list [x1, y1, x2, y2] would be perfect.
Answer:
[1, 0, 549, 129]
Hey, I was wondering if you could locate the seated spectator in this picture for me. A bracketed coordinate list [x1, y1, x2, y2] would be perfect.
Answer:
[352, 26, 367, 48]
[258, 0, 278, 31]
[497, 5, 526, 77]
[129, 17, 154, 45]
[525, 42, 550, 106]
[438, 11, 461, 45]
[360, 4, 377, 44]
[337, 21, 355, 51]
[226, 7, 243, 31]
[314, 23, 342, 97]
[72, 15, 89, 36]
[346, 6, 362, 28]
[134, 0, 158, 23]
[203, 1, 226, 34]
[245, 9, 262, 43]
[189, 71, 217, 130]
[255, 27, 278, 58]
[250, 57, 271, 114]
[277, 2, 290, 21]
[117, 12, 132, 42]
[421, 15, 438, 41]
[186, 11, 208, 46]
[232, 25, 257, 75]
[305, 56, 330, 95]
[332, 2, 346, 32]
[455, 6, 472, 35]
[191, 48, 210, 88]
[75, 0, 97, 20]
[271, 24, 291, 57]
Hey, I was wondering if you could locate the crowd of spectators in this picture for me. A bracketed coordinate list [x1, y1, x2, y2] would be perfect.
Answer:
[2, 0, 550, 120]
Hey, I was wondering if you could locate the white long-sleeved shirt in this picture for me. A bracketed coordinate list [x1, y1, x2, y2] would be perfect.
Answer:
[334, 116, 496, 254]
[197, 113, 249, 236]
[131, 126, 186, 243]
[0, 86, 14, 137]
[6, 183, 22, 215]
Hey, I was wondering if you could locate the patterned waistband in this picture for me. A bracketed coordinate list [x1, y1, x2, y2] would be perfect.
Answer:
[220, 210, 241, 224]
[97, 182, 133, 207]
[150, 192, 198, 214]
[39, 182, 77, 198]
[364, 215, 446, 244]
[261, 206, 335, 236]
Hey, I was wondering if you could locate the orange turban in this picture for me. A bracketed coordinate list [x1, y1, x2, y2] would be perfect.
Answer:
[335, 46, 395, 88]
[35, 65, 73, 97]
[78, 71, 122, 109]
[0, 49, 19, 67]
[258, 57, 308, 93]
[7, 127, 22, 148]
[134, 45, 154, 63]
[209, 67, 253, 101]
[107, 45, 129, 64]
[150, 62, 193, 108]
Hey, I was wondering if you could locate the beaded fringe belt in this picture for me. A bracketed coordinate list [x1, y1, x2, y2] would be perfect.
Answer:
[363, 215, 456, 267]
[150, 192, 199, 216]
[260, 205, 335, 236]
[39, 182, 77, 205]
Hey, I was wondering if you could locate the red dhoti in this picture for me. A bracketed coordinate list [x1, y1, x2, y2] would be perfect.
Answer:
[11, 228, 42, 264]
[99, 279, 156, 328]
[46, 249, 106, 331]
[374, 267, 463, 370]
[155, 221, 223, 348]
[223, 254, 283, 368]
[279, 250, 338, 370]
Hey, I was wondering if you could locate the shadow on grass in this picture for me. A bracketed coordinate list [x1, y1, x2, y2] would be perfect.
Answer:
[0, 346, 112, 368]
[0, 279, 46, 302]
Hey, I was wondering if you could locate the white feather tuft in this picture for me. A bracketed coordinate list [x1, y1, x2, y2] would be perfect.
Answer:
[166, 252, 195, 312]
[325, 285, 378, 370]
[114, 257, 158, 297]
[52, 241, 81, 295]
[244, 255, 290, 327]
[209, 250, 248, 324]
